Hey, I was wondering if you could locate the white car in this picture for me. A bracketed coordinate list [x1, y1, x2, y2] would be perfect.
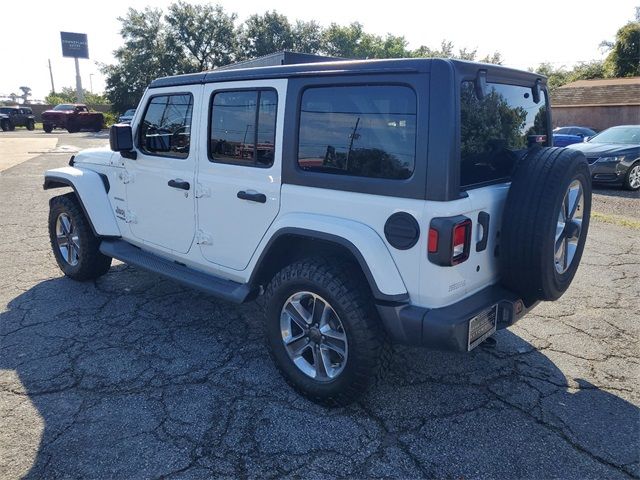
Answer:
[44, 57, 592, 406]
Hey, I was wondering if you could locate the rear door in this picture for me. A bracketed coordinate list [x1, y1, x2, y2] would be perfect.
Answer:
[196, 79, 286, 270]
[458, 79, 550, 295]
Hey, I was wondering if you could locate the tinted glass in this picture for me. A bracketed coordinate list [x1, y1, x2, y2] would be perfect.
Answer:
[210, 90, 277, 167]
[298, 85, 416, 180]
[460, 81, 549, 188]
[139, 94, 193, 158]
[0, 108, 12, 114]
[554, 127, 570, 134]
[54, 104, 75, 111]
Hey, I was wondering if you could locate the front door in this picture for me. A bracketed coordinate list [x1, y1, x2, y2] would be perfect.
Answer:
[123, 87, 201, 253]
[196, 79, 286, 270]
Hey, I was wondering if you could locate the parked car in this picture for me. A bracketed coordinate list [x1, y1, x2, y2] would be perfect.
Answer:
[552, 126, 597, 147]
[43, 57, 592, 406]
[118, 109, 136, 124]
[0, 106, 35, 131]
[41, 104, 104, 133]
[568, 125, 640, 190]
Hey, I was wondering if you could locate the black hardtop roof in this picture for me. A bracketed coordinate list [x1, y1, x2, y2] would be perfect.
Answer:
[149, 57, 546, 90]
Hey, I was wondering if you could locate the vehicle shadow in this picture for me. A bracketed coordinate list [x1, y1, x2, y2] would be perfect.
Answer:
[1, 269, 637, 479]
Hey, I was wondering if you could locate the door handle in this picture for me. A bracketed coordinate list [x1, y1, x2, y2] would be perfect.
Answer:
[168, 179, 190, 190]
[476, 211, 490, 252]
[237, 190, 266, 203]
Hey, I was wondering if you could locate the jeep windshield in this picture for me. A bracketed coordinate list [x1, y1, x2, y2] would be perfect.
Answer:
[460, 81, 549, 189]
[0, 108, 14, 114]
[53, 104, 75, 111]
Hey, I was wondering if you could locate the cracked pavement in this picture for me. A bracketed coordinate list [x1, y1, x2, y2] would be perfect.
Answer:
[1, 132, 638, 479]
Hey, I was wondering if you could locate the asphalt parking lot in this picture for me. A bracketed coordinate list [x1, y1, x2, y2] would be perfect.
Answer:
[1, 131, 638, 479]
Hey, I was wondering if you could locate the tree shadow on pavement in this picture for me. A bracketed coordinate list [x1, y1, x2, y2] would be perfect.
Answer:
[1, 268, 638, 479]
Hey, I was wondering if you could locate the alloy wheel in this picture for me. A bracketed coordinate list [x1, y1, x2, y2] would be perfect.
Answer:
[56, 213, 80, 266]
[280, 291, 348, 381]
[628, 165, 640, 189]
[554, 179, 584, 274]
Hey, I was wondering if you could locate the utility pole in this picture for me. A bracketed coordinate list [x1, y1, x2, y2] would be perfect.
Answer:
[48, 59, 55, 94]
[74, 57, 84, 102]
[89, 74, 94, 93]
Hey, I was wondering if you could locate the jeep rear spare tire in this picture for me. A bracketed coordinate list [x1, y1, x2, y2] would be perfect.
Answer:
[500, 147, 591, 303]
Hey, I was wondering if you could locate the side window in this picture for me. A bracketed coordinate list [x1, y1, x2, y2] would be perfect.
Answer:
[209, 90, 277, 167]
[297, 85, 416, 180]
[139, 94, 193, 159]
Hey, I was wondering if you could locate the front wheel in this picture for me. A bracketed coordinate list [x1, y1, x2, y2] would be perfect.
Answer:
[48, 193, 112, 280]
[263, 257, 391, 407]
[43, 123, 53, 133]
[0, 120, 8, 131]
[624, 162, 640, 191]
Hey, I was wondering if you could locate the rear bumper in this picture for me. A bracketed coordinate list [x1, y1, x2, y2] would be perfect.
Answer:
[377, 285, 535, 352]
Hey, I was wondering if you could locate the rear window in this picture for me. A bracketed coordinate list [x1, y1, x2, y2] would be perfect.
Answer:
[298, 85, 416, 180]
[460, 81, 549, 188]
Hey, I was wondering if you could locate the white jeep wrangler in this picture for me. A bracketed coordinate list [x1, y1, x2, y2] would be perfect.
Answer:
[44, 57, 591, 406]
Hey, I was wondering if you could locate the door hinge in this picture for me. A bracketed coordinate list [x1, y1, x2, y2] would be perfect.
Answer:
[118, 171, 134, 184]
[196, 230, 213, 245]
[195, 184, 211, 198]
[125, 210, 137, 224]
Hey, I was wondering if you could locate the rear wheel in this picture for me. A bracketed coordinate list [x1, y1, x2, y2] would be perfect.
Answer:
[263, 257, 390, 407]
[500, 147, 591, 302]
[48, 193, 112, 280]
[624, 161, 640, 191]
[26, 119, 35, 131]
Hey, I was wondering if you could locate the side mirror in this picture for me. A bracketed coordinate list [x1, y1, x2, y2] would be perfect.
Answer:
[109, 124, 137, 159]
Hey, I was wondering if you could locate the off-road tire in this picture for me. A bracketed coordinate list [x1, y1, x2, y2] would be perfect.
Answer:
[43, 123, 53, 133]
[623, 161, 640, 191]
[263, 257, 391, 407]
[8, 123, 15, 131]
[500, 147, 591, 303]
[26, 119, 35, 131]
[48, 193, 112, 280]
[0, 120, 9, 132]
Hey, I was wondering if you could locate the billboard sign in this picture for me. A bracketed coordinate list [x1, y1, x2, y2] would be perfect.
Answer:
[60, 32, 89, 59]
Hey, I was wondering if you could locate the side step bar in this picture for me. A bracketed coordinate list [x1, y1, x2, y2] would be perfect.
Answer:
[99, 239, 252, 304]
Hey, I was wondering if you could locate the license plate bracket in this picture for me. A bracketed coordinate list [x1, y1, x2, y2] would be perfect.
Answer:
[467, 304, 498, 351]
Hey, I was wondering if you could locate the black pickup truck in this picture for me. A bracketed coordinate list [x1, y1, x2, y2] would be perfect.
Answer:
[0, 106, 35, 131]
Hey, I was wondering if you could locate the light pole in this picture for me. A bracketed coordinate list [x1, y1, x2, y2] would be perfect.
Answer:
[89, 74, 94, 93]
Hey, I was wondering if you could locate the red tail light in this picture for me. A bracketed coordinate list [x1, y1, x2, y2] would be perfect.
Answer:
[452, 219, 472, 264]
[428, 228, 439, 253]
[428, 216, 472, 266]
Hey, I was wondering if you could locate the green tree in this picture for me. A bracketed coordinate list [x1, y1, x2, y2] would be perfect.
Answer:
[166, 2, 237, 70]
[292, 20, 324, 54]
[19, 86, 31, 104]
[411, 40, 501, 63]
[237, 11, 294, 59]
[321, 22, 402, 58]
[45, 87, 109, 105]
[603, 20, 640, 77]
[101, 7, 190, 113]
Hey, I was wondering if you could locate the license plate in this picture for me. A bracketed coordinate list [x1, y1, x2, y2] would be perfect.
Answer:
[467, 305, 498, 351]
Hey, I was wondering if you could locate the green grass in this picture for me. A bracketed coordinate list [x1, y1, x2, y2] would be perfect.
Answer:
[592, 211, 640, 229]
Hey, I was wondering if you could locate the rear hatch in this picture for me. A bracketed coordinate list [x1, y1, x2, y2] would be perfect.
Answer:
[418, 79, 550, 307]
